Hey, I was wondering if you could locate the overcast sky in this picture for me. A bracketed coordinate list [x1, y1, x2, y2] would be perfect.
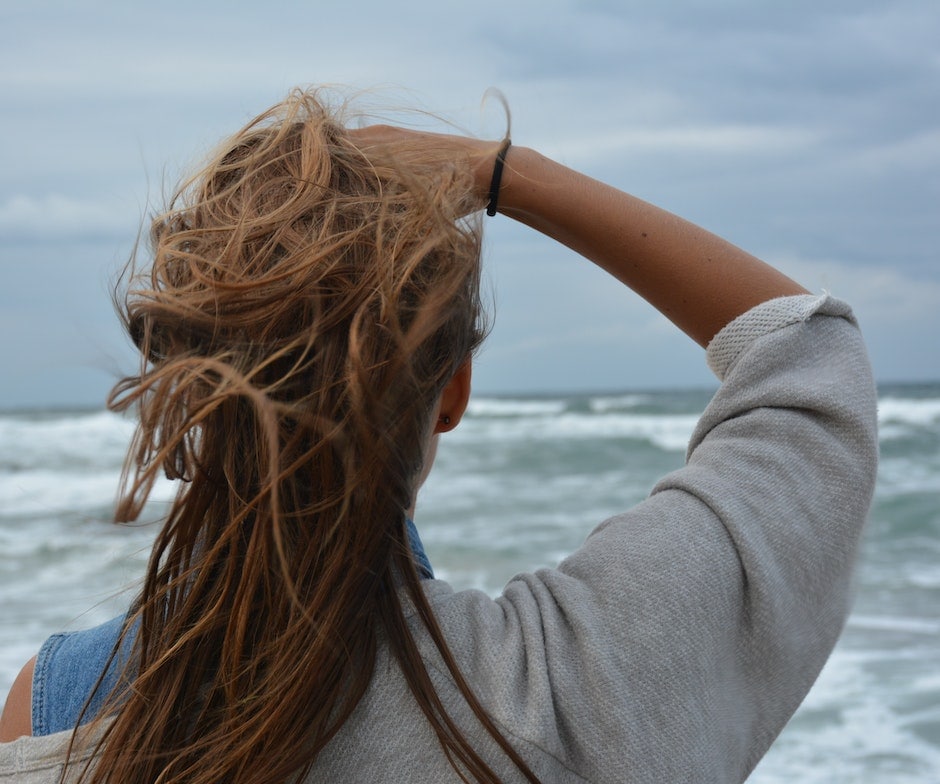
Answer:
[1, 0, 938, 408]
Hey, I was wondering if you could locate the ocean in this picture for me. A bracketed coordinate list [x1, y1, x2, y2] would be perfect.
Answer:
[1, 382, 938, 782]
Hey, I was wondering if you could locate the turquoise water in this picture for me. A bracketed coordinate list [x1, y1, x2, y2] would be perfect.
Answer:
[1, 382, 938, 781]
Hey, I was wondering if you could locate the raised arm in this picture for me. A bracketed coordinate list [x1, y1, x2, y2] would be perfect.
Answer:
[351, 128, 807, 346]
[494, 146, 807, 346]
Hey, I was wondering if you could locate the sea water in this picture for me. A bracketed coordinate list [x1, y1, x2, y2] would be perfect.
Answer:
[1, 383, 938, 782]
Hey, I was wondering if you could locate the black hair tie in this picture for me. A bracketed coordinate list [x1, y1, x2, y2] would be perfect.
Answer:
[486, 139, 512, 216]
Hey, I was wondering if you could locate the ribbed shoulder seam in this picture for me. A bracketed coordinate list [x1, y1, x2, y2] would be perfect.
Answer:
[706, 293, 855, 380]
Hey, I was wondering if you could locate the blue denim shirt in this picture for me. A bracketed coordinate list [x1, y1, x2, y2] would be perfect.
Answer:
[32, 519, 434, 736]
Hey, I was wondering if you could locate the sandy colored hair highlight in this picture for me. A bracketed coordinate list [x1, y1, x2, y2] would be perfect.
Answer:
[64, 89, 538, 783]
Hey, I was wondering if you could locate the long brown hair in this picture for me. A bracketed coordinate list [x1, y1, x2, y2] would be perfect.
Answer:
[69, 89, 539, 783]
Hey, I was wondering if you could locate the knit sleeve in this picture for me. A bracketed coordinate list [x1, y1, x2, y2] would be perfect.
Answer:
[425, 294, 878, 783]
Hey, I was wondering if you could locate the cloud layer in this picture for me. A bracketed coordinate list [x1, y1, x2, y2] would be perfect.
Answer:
[1, 0, 937, 406]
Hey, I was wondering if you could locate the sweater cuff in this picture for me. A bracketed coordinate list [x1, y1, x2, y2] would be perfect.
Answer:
[706, 293, 856, 381]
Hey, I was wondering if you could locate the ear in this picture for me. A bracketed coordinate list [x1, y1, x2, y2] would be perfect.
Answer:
[433, 359, 472, 434]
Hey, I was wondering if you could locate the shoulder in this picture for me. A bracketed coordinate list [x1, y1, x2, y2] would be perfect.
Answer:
[3, 615, 130, 740]
[0, 656, 36, 742]
[31, 615, 131, 737]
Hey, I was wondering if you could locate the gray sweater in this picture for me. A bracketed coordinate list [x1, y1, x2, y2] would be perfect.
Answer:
[0, 294, 879, 783]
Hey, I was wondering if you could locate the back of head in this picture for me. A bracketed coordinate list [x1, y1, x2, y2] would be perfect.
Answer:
[84, 89, 492, 784]
[121, 88, 485, 521]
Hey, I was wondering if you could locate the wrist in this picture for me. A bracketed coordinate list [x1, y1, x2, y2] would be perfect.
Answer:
[484, 146, 547, 217]
[485, 139, 512, 216]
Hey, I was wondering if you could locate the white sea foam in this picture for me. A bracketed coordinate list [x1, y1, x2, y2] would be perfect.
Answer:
[876, 458, 940, 494]
[907, 565, 940, 590]
[588, 394, 650, 412]
[1, 388, 938, 778]
[0, 468, 177, 517]
[878, 397, 940, 427]
[752, 641, 940, 783]
[848, 614, 940, 635]
[550, 413, 697, 451]
[0, 410, 134, 470]
[0, 469, 121, 517]
[456, 411, 697, 452]
[466, 398, 567, 417]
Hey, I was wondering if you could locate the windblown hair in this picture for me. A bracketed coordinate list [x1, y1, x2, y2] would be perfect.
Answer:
[69, 89, 537, 784]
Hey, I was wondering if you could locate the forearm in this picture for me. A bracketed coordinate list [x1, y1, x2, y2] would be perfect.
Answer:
[496, 147, 808, 347]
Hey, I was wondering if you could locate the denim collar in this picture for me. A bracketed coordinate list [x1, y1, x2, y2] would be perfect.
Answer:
[405, 517, 434, 580]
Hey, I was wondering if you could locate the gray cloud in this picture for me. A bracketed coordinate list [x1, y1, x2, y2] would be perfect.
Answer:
[0, 0, 937, 407]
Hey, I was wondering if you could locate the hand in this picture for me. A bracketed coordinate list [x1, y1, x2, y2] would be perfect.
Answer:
[348, 125, 506, 203]
[352, 124, 807, 347]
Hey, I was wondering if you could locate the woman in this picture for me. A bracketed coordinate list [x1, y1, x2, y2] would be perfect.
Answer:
[0, 89, 877, 783]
